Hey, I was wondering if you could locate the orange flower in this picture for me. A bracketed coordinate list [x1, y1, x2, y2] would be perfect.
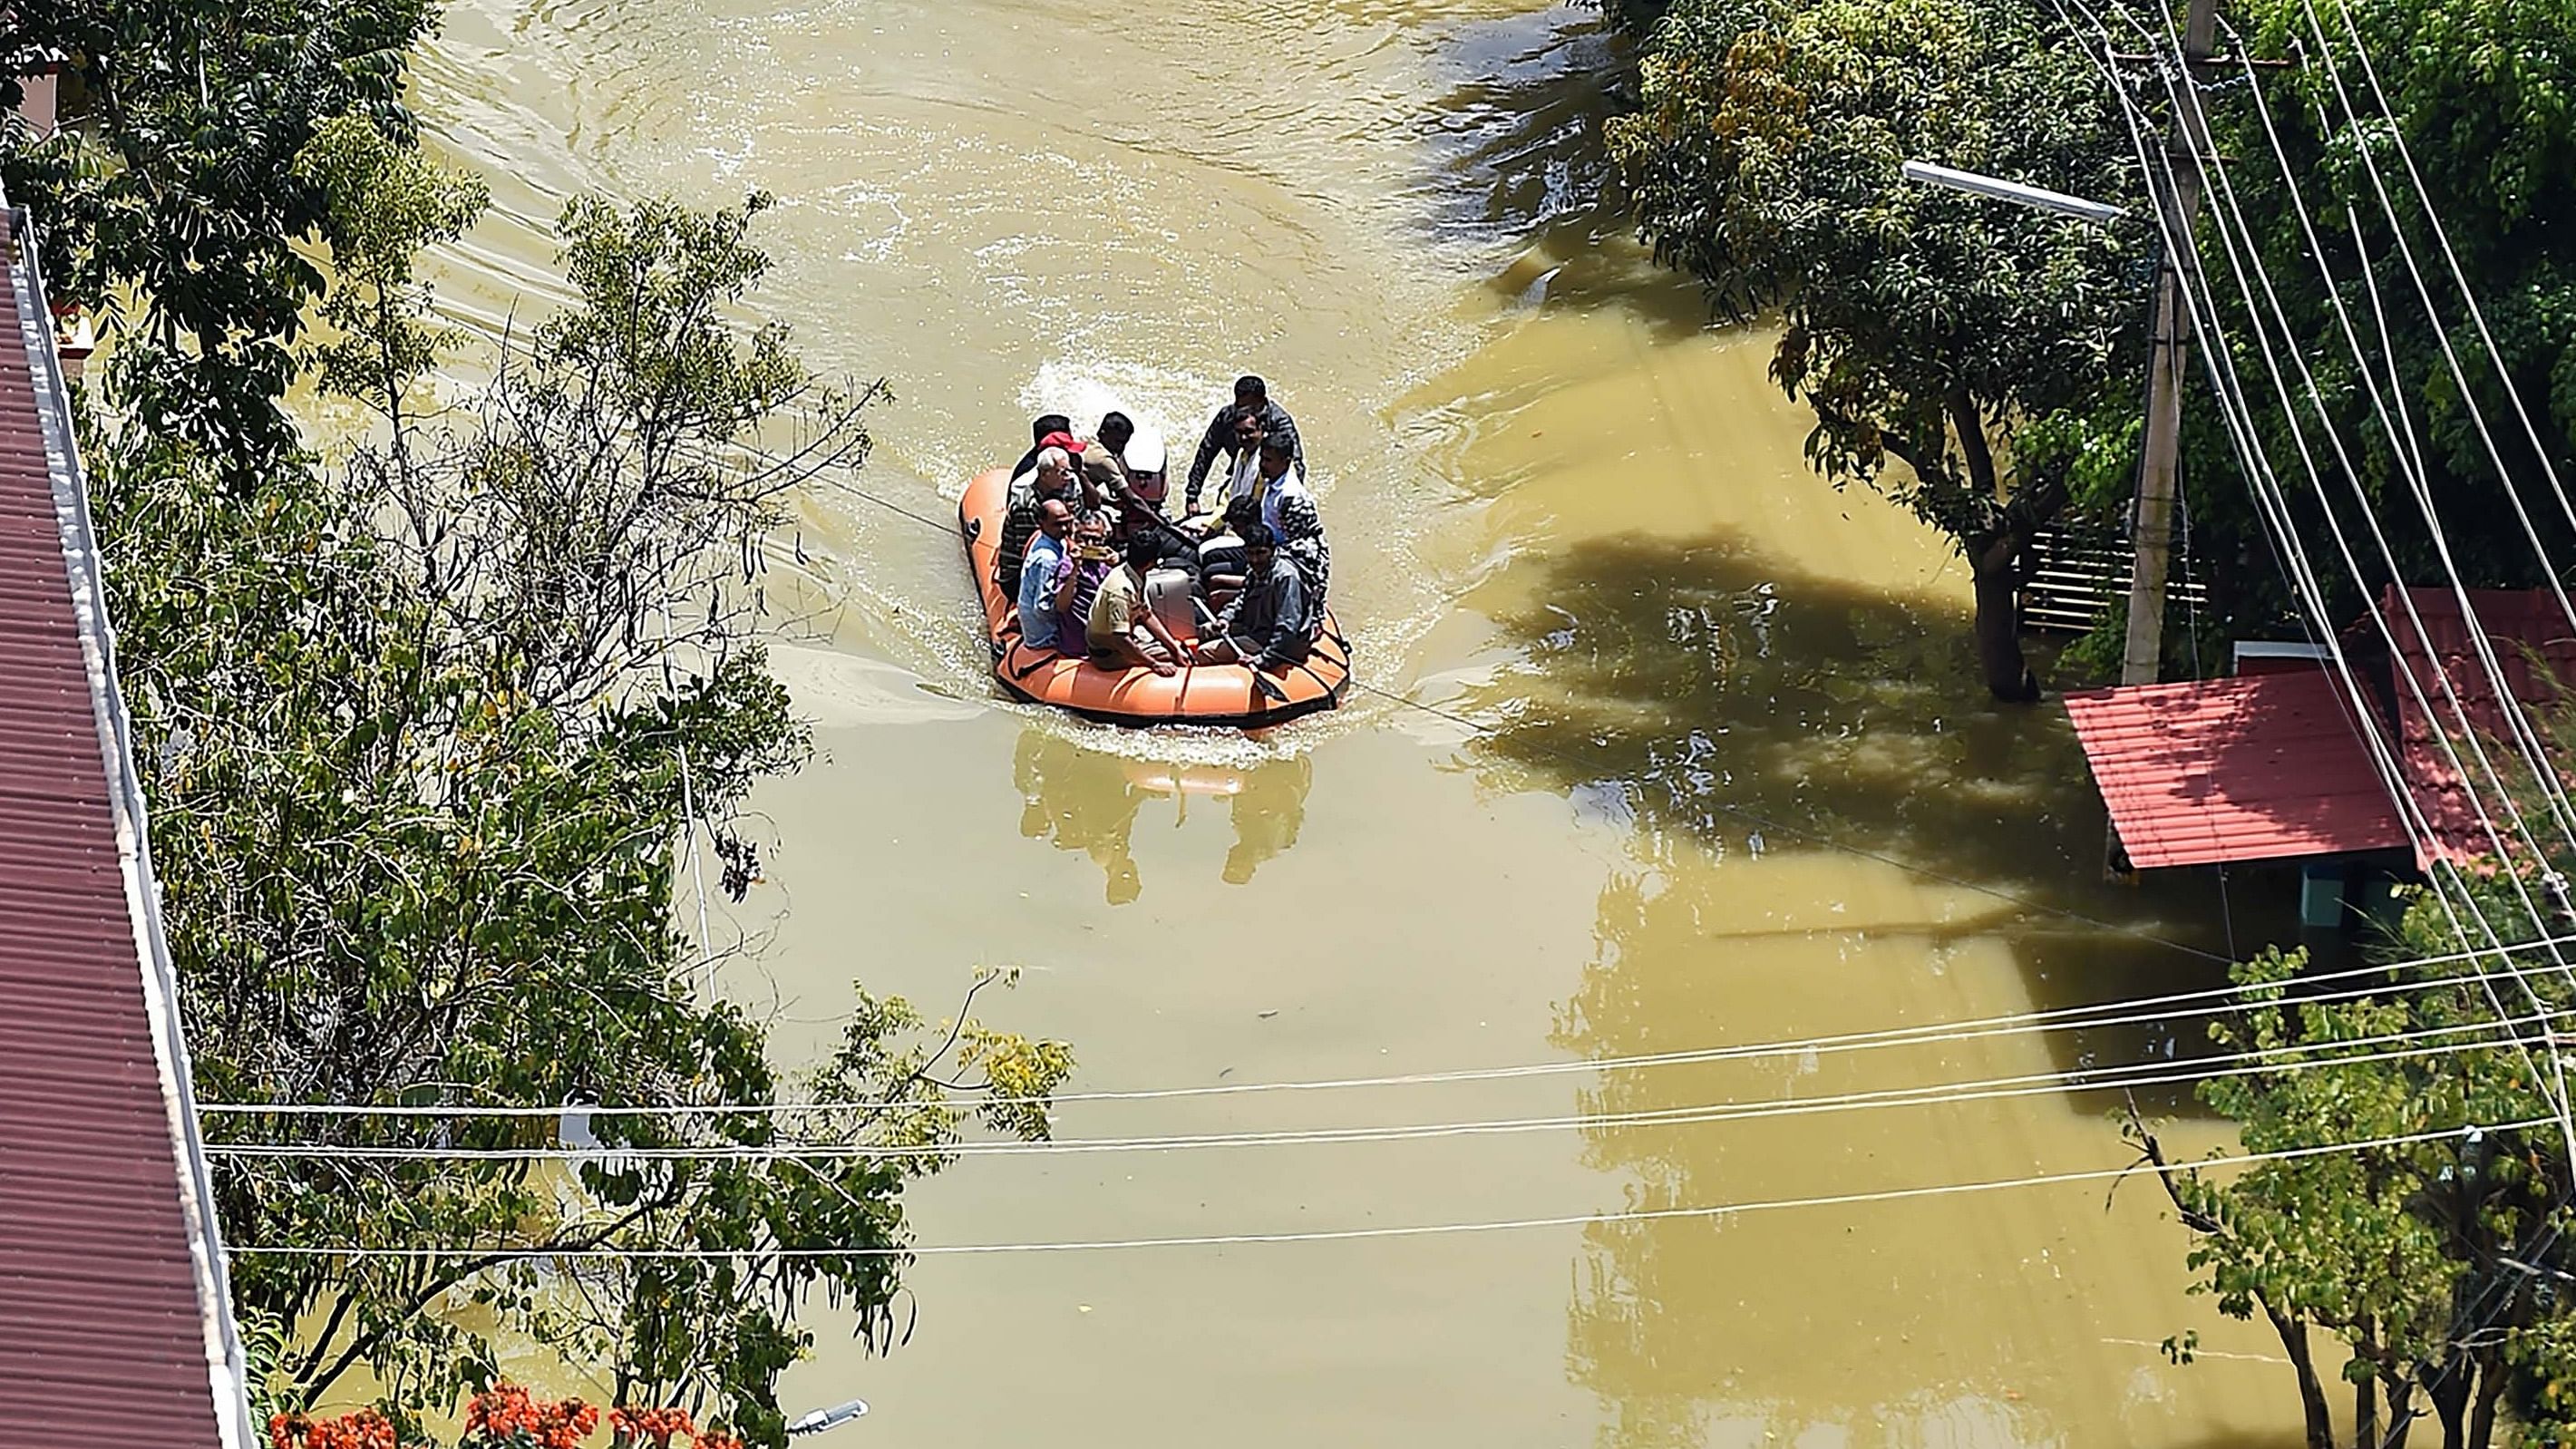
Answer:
[267, 1408, 399, 1449]
[464, 1384, 605, 1448]
[610, 1404, 697, 1448]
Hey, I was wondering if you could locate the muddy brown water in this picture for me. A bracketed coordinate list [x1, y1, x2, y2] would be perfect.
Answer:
[406, 0, 2328, 1443]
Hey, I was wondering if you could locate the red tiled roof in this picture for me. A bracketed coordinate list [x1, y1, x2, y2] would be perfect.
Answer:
[0, 208, 250, 1444]
[2064, 668, 2413, 869]
[2379, 584, 2576, 868]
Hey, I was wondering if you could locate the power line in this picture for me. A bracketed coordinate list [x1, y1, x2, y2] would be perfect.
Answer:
[194, 933, 2576, 1120]
[2310, 0, 2576, 566]
[202, 1012, 2569, 1163]
[2114, 5, 2576, 1015]
[2112, 0, 2576, 1008]
[2066, 0, 2534, 1056]
[2177, 5, 2576, 875]
[219, 1116, 2556, 1259]
[2080, 4, 2576, 1165]
[812, 473, 961, 539]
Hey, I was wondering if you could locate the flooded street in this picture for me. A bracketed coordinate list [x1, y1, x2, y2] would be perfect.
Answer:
[416, 1, 2309, 1443]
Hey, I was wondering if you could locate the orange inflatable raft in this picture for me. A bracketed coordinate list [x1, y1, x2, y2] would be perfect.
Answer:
[957, 467, 1349, 727]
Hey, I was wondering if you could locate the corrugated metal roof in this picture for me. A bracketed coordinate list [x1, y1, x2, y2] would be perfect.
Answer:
[2064, 669, 2413, 869]
[0, 205, 253, 1445]
[2380, 584, 2576, 869]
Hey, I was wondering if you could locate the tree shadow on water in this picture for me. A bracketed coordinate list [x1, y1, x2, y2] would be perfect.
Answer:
[1473, 533, 2315, 1445]
[1456, 530, 2299, 1084]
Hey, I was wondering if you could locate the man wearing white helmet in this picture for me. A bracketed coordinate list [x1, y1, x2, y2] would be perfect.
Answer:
[1121, 427, 1171, 515]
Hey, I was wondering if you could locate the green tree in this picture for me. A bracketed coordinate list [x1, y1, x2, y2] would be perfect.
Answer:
[0, 0, 437, 479]
[293, 113, 489, 443]
[2134, 868, 2576, 1449]
[1604, 0, 2152, 699]
[2164, 0, 2576, 647]
[94, 186, 1059, 1445]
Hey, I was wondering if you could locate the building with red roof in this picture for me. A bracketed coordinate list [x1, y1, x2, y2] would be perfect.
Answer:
[2370, 586, 2576, 868]
[2064, 667, 2412, 870]
[0, 196, 257, 1444]
[2067, 585, 2576, 884]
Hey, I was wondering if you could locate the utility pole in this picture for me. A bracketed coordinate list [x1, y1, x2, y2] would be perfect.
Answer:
[2122, 0, 2221, 687]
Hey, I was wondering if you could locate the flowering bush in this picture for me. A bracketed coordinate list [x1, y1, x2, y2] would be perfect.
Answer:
[267, 1385, 744, 1449]
[269, 1409, 398, 1449]
[463, 1385, 598, 1448]
[608, 1405, 744, 1449]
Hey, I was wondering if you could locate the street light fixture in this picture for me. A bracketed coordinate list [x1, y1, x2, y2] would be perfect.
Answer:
[785, 1398, 870, 1437]
[1899, 160, 2128, 227]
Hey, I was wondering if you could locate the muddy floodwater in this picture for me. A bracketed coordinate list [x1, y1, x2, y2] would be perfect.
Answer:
[417, 1, 2320, 1443]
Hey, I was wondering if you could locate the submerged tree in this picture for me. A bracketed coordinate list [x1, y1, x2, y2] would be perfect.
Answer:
[93, 137, 1065, 1444]
[1604, 0, 2150, 700]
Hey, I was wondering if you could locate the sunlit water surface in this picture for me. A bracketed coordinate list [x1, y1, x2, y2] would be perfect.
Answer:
[406, 2, 2317, 1444]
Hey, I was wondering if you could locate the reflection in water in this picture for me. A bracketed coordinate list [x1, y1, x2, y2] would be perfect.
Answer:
[1227, 753, 1313, 884]
[1459, 529, 2250, 974]
[1009, 727, 1316, 901]
[1014, 730, 1150, 905]
[1415, 5, 1621, 252]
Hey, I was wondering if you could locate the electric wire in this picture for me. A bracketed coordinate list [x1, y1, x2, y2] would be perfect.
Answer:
[2095, 20, 2528, 972]
[196, 932, 2576, 1119]
[2314, 0, 2576, 566]
[2262, 10, 2576, 909]
[202, 1010, 2571, 1163]
[2111, 4, 2576, 1107]
[2110, 0, 2576, 894]
[2074, 2, 2576, 1162]
[2191, 6, 2576, 878]
[2105, 0, 2576, 1102]
[219, 1115, 2559, 1259]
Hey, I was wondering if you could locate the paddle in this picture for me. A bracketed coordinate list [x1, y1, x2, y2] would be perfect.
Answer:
[1190, 597, 1288, 704]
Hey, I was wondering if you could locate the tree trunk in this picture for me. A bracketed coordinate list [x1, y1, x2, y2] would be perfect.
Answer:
[1968, 530, 2041, 704]
[2428, 1362, 2468, 1449]
[2357, 1366, 2378, 1449]
[2264, 1305, 2337, 1449]
[2466, 1355, 2505, 1449]
[2385, 1379, 2416, 1449]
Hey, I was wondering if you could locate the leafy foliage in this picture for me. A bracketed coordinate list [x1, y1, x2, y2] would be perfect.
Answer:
[1604, 0, 2153, 698]
[294, 113, 489, 434]
[2135, 867, 2576, 1449]
[91, 180, 1063, 1444]
[0, 0, 439, 477]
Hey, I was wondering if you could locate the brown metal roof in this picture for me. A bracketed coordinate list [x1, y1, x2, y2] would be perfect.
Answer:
[2064, 668, 2413, 869]
[0, 206, 252, 1445]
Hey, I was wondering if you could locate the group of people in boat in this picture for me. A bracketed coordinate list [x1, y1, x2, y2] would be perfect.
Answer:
[995, 374, 1332, 678]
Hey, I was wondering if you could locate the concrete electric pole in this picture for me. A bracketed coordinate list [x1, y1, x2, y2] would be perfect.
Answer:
[2122, 0, 2221, 687]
